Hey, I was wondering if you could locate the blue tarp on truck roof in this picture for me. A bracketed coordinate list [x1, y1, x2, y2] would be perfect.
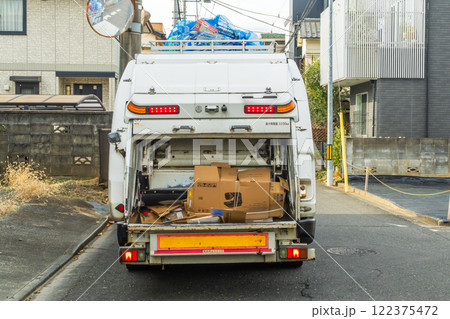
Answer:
[166, 15, 261, 46]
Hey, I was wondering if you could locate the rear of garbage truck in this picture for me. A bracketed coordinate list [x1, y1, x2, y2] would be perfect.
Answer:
[108, 41, 316, 268]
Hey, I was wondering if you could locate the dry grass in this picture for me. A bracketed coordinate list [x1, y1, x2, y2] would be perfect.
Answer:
[2, 161, 53, 202]
[0, 199, 17, 216]
[0, 161, 107, 217]
[53, 178, 108, 203]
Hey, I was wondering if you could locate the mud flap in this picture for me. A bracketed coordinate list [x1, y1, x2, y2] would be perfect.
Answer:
[296, 218, 316, 244]
[117, 222, 128, 246]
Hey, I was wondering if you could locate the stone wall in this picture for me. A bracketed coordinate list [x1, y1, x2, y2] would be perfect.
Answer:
[0, 111, 112, 177]
[346, 138, 450, 177]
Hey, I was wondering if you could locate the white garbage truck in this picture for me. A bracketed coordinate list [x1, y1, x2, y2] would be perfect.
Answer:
[108, 41, 316, 269]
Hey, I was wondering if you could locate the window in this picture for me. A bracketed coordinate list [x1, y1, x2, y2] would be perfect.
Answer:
[0, 0, 26, 35]
[15, 81, 39, 94]
[355, 93, 368, 136]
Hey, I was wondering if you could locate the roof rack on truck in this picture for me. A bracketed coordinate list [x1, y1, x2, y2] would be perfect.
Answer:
[147, 40, 277, 54]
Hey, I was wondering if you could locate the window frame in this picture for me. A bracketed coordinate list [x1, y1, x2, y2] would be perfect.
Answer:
[355, 92, 368, 137]
[15, 81, 39, 94]
[0, 0, 27, 35]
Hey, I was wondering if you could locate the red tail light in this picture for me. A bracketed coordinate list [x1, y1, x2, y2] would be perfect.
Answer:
[287, 247, 307, 259]
[244, 101, 295, 114]
[127, 102, 179, 114]
[115, 204, 124, 212]
[244, 105, 275, 113]
[148, 106, 179, 114]
[122, 250, 137, 262]
[120, 249, 146, 262]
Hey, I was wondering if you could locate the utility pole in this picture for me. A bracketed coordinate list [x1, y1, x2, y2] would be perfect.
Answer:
[173, 0, 181, 27]
[327, 0, 334, 186]
[120, 0, 142, 77]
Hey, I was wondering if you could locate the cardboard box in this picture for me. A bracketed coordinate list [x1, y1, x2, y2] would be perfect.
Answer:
[238, 168, 271, 212]
[246, 177, 290, 220]
[188, 163, 239, 214]
[268, 177, 290, 218]
[188, 165, 222, 214]
[188, 164, 273, 217]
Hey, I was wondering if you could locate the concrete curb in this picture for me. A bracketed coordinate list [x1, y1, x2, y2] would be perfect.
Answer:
[9, 217, 109, 301]
[333, 183, 449, 227]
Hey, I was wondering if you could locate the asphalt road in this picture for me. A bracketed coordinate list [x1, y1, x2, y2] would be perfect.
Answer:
[30, 183, 450, 301]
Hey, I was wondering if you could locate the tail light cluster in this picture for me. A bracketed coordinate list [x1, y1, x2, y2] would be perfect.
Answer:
[279, 247, 308, 259]
[128, 101, 295, 115]
[244, 101, 296, 114]
[127, 102, 179, 114]
[120, 249, 146, 262]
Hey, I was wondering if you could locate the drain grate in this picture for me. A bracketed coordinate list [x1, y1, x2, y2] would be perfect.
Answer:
[326, 247, 378, 256]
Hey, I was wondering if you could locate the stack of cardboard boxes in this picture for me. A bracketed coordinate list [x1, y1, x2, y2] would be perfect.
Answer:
[136, 163, 289, 224]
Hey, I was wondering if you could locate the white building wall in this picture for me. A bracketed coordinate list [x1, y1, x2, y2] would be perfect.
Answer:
[321, 0, 426, 85]
[0, 0, 120, 109]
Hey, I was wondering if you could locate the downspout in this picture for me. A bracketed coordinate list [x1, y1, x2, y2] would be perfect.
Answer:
[370, 80, 376, 137]
[425, 0, 430, 137]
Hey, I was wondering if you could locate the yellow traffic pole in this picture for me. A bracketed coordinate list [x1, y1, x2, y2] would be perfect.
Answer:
[339, 112, 349, 192]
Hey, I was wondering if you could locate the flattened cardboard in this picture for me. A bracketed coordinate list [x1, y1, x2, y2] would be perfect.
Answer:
[148, 205, 176, 217]
[162, 209, 195, 224]
[245, 211, 270, 220]
[268, 177, 290, 218]
[223, 209, 247, 223]
[140, 211, 160, 224]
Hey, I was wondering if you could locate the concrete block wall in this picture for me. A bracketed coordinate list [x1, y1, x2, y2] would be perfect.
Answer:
[376, 79, 427, 138]
[346, 137, 450, 177]
[0, 111, 112, 178]
[427, 0, 450, 137]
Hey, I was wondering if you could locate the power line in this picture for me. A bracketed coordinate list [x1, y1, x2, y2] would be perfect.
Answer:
[211, 0, 290, 22]
[209, 0, 290, 33]
[199, 1, 269, 34]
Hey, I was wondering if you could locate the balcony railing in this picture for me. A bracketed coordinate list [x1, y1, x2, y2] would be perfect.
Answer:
[321, 0, 426, 84]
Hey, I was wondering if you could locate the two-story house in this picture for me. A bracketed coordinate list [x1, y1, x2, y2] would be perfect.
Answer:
[0, 0, 120, 110]
[321, 0, 450, 138]
[297, 18, 320, 72]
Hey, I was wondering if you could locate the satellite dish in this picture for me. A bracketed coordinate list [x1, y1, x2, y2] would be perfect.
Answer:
[87, 0, 134, 38]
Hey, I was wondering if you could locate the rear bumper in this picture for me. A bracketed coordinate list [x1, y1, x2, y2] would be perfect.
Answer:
[118, 222, 316, 265]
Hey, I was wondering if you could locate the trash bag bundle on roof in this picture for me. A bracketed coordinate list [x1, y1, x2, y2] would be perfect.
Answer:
[166, 15, 261, 47]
